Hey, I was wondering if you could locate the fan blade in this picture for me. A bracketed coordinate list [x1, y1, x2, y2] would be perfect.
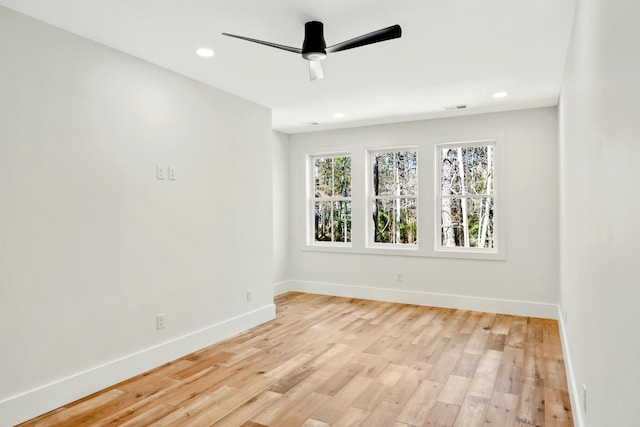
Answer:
[309, 60, 324, 81]
[222, 33, 302, 54]
[326, 24, 401, 53]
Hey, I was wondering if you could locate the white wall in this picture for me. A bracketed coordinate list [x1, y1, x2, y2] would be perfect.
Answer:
[559, 0, 640, 425]
[0, 7, 274, 425]
[285, 108, 559, 316]
[272, 131, 290, 286]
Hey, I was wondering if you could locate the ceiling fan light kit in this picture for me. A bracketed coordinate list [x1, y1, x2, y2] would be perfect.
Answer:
[223, 21, 402, 80]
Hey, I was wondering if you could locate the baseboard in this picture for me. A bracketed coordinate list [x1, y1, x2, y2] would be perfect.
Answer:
[277, 280, 559, 319]
[1, 304, 276, 427]
[273, 280, 292, 296]
[557, 306, 585, 427]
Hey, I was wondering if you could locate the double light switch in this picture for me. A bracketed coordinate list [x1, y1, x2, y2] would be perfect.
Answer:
[156, 165, 176, 180]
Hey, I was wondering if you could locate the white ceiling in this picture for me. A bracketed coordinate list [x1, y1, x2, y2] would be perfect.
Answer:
[0, 0, 576, 134]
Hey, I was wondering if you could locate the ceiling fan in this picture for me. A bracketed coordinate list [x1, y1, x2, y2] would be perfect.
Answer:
[222, 21, 402, 81]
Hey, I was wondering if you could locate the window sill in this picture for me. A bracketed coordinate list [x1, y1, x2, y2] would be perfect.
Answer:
[303, 244, 505, 260]
[432, 248, 505, 261]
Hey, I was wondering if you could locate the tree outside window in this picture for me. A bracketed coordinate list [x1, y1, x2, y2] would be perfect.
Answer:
[439, 142, 495, 249]
[312, 155, 351, 243]
[370, 150, 418, 245]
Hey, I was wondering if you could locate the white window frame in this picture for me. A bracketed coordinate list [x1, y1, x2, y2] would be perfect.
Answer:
[307, 153, 352, 247]
[366, 147, 419, 250]
[434, 139, 503, 258]
[300, 136, 505, 261]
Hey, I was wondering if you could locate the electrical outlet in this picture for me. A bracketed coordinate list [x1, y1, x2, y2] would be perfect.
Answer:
[156, 165, 166, 180]
[168, 166, 176, 180]
[156, 313, 165, 330]
[246, 289, 253, 302]
[396, 272, 404, 282]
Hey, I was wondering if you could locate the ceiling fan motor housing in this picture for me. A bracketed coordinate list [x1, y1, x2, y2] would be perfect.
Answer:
[302, 21, 327, 60]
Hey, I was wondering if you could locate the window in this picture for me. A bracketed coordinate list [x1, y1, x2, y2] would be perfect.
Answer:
[369, 149, 418, 246]
[311, 155, 352, 243]
[437, 141, 496, 251]
[303, 138, 502, 260]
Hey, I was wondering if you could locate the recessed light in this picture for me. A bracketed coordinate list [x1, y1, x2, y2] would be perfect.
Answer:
[196, 47, 215, 58]
[444, 104, 468, 110]
[493, 91, 508, 99]
[333, 112, 345, 119]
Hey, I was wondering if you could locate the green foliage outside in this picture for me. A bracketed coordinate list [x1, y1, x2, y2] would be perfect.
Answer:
[440, 146, 495, 248]
[314, 156, 351, 242]
[372, 151, 417, 244]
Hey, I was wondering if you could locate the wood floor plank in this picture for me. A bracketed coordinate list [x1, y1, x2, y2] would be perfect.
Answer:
[148, 385, 235, 425]
[506, 317, 528, 349]
[467, 349, 503, 399]
[502, 346, 525, 368]
[350, 379, 390, 412]
[495, 362, 522, 394]
[300, 419, 330, 427]
[464, 313, 495, 355]
[353, 352, 391, 379]
[351, 363, 406, 412]
[170, 351, 234, 380]
[314, 362, 364, 396]
[485, 391, 519, 426]
[424, 402, 461, 427]
[516, 377, 546, 426]
[454, 395, 489, 427]
[438, 375, 472, 405]
[181, 376, 276, 426]
[384, 364, 426, 407]
[18, 292, 573, 427]
[94, 380, 186, 426]
[544, 388, 574, 427]
[523, 343, 546, 382]
[395, 379, 442, 426]
[267, 392, 330, 427]
[311, 375, 373, 424]
[542, 320, 564, 360]
[253, 366, 337, 425]
[29, 389, 125, 427]
[332, 406, 371, 427]
[486, 332, 508, 352]
[361, 400, 403, 427]
[544, 358, 569, 391]
[211, 390, 282, 426]
[452, 352, 481, 378]
[116, 403, 177, 426]
[460, 311, 483, 335]
[424, 339, 462, 383]
[492, 314, 515, 335]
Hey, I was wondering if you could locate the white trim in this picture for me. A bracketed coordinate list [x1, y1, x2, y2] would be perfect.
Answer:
[557, 305, 585, 427]
[274, 280, 293, 295]
[278, 280, 558, 319]
[0, 304, 276, 427]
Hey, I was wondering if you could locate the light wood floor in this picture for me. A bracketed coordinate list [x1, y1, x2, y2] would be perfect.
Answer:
[20, 292, 573, 426]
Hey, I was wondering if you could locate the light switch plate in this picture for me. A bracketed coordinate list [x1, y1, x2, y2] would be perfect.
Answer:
[156, 165, 166, 180]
